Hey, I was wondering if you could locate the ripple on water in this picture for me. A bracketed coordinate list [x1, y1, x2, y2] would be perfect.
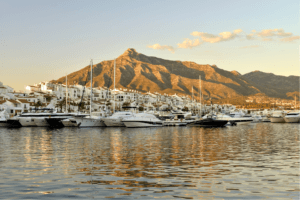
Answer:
[0, 124, 299, 199]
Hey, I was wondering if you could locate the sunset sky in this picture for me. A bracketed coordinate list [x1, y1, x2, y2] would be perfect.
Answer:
[1, 0, 299, 91]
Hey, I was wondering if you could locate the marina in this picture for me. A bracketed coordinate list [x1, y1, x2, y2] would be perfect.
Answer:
[0, 123, 299, 199]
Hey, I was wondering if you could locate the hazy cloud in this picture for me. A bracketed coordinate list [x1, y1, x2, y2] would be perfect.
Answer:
[148, 28, 298, 53]
[191, 29, 243, 43]
[240, 45, 260, 49]
[147, 44, 175, 53]
[256, 28, 292, 37]
[280, 36, 300, 42]
[177, 38, 203, 49]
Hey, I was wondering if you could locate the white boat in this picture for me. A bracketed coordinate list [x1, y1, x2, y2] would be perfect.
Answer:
[122, 113, 163, 128]
[216, 112, 253, 125]
[252, 114, 263, 123]
[75, 112, 107, 127]
[284, 111, 300, 123]
[102, 111, 135, 127]
[270, 111, 286, 123]
[61, 118, 79, 127]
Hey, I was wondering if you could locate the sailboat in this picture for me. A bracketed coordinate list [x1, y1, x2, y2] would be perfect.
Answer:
[74, 59, 107, 127]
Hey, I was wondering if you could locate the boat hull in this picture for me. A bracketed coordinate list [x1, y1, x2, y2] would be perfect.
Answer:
[284, 116, 300, 123]
[62, 119, 79, 127]
[6, 119, 22, 128]
[19, 117, 37, 127]
[34, 118, 49, 127]
[102, 118, 125, 127]
[189, 119, 228, 127]
[45, 118, 65, 128]
[270, 117, 285, 123]
[0, 120, 9, 127]
[123, 121, 163, 128]
[76, 118, 106, 127]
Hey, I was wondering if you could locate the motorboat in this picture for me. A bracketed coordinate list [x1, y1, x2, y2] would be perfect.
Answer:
[251, 114, 263, 123]
[45, 113, 89, 128]
[75, 112, 107, 127]
[228, 112, 253, 125]
[270, 110, 286, 123]
[284, 111, 300, 123]
[102, 111, 135, 127]
[188, 114, 228, 127]
[122, 113, 163, 128]
[61, 118, 80, 127]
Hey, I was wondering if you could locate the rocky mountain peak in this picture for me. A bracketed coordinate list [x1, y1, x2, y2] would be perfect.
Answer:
[121, 48, 139, 57]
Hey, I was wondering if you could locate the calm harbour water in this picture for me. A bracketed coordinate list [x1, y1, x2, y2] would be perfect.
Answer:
[0, 123, 299, 199]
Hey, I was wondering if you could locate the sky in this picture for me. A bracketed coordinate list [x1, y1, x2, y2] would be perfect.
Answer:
[1, 0, 299, 91]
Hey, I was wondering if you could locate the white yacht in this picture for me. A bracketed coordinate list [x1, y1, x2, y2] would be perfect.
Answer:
[75, 112, 107, 127]
[102, 111, 135, 127]
[216, 112, 253, 125]
[270, 110, 286, 123]
[122, 113, 163, 128]
[252, 114, 263, 123]
[284, 111, 300, 123]
[61, 118, 80, 127]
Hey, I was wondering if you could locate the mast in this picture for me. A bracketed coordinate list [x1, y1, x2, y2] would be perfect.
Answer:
[90, 59, 93, 115]
[113, 59, 116, 113]
[66, 74, 68, 113]
[192, 86, 194, 114]
[199, 75, 201, 117]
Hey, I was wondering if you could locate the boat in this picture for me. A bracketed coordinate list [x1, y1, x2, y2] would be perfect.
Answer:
[61, 118, 80, 127]
[75, 112, 107, 127]
[188, 115, 228, 127]
[251, 114, 263, 123]
[270, 110, 286, 123]
[283, 111, 300, 123]
[122, 113, 163, 128]
[102, 111, 135, 127]
[228, 111, 253, 125]
[6, 117, 22, 128]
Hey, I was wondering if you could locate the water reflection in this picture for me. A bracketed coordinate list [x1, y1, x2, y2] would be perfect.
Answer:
[0, 123, 299, 199]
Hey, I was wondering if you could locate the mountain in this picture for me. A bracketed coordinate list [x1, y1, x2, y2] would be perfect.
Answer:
[243, 71, 299, 99]
[50, 48, 297, 99]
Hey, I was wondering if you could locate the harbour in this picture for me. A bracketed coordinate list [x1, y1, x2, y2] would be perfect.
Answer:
[0, 123, 299, 199]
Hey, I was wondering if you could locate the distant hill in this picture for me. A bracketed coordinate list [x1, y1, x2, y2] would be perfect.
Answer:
[50, 48, 298, 100]
[242, 71, 299, 99]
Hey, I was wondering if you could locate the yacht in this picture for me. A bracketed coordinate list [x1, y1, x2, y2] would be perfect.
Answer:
[61, 118, 80, 127]
[215, 112, 253, 125]
[188, 114, 228, 127]
[75, 112, 107, 127]
[102, 111, 135, 127]
[122, 113, 163, 128]
[45, 113, 88, 128]
[251, 114, 263, 123]
[284, 111, 300, 123]
[270, 110, 286, 123]
[228, 112, 253, 125]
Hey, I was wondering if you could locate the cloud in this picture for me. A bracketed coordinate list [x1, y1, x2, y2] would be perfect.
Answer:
[147, 44, 175, 53]
[240, 45, 260, 49]
[191, 29, 243, 43]
[148, 28, 299, 53]
[280, 36, 300, 42]
[177, 38, 203, 49]
[256, 28, 292, 37]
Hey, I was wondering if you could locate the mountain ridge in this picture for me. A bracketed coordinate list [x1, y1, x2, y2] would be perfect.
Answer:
[50, 48, 299, 100]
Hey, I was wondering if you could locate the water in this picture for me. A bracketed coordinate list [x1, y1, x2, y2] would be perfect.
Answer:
[0, 123, 299, 199]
